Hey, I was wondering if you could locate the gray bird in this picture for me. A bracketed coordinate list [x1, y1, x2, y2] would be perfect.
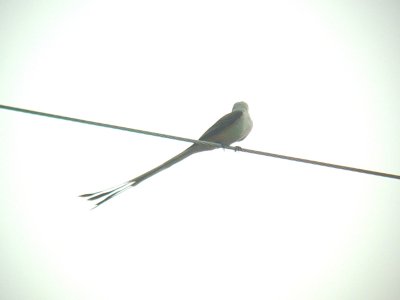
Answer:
[80, 102, 253, 208]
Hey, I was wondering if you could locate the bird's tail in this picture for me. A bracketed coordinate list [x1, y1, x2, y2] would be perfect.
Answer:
[79, 179, 139, 209]
[80, 144, 206, 208]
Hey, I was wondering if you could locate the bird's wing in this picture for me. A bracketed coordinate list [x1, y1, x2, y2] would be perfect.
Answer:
[199, 110, 243, 141]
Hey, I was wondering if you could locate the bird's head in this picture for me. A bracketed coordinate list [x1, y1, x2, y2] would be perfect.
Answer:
[232, 101, 249, 111]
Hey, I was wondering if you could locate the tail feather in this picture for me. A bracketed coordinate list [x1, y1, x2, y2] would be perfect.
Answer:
[79, 180, 131, 200]
[81, 144, 208, 208]
[90, 182, 138, 209]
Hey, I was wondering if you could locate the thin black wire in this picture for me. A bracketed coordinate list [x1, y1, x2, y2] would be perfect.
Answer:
[0, 104, 219, 148]
[1, 103, 399, 181]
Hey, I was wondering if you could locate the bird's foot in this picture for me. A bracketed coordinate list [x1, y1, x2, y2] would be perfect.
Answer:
[234, 146, 243, 152]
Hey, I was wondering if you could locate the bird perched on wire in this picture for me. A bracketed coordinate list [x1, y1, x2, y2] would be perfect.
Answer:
[80, 101, 253, 208]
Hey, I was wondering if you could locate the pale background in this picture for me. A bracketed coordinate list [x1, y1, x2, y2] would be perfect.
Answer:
[1, 1, 400, 299]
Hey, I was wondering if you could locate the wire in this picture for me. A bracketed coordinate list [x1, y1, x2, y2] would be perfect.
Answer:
[0, 104, 219, 147]
[1, 103, 399, 181]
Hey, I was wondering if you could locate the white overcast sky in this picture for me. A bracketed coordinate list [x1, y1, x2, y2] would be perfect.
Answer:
[1, 1, 400, 299]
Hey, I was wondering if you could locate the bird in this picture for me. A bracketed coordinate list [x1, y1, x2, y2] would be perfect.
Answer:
[80, 101, 253, 208]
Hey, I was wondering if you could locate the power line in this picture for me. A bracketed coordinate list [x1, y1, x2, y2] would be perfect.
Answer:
[1, 103, 399, 181]
[0, 104, 218, 147]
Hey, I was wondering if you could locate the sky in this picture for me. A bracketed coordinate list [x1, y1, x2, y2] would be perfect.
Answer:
[1, 1, 400, 299]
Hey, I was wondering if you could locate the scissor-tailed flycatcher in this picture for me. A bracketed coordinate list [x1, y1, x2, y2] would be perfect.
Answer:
[81, 101, 253, 207]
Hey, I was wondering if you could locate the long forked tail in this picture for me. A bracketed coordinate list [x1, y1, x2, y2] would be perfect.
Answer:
[80, 144, 205, 208]
[79, 180, 139, 208]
